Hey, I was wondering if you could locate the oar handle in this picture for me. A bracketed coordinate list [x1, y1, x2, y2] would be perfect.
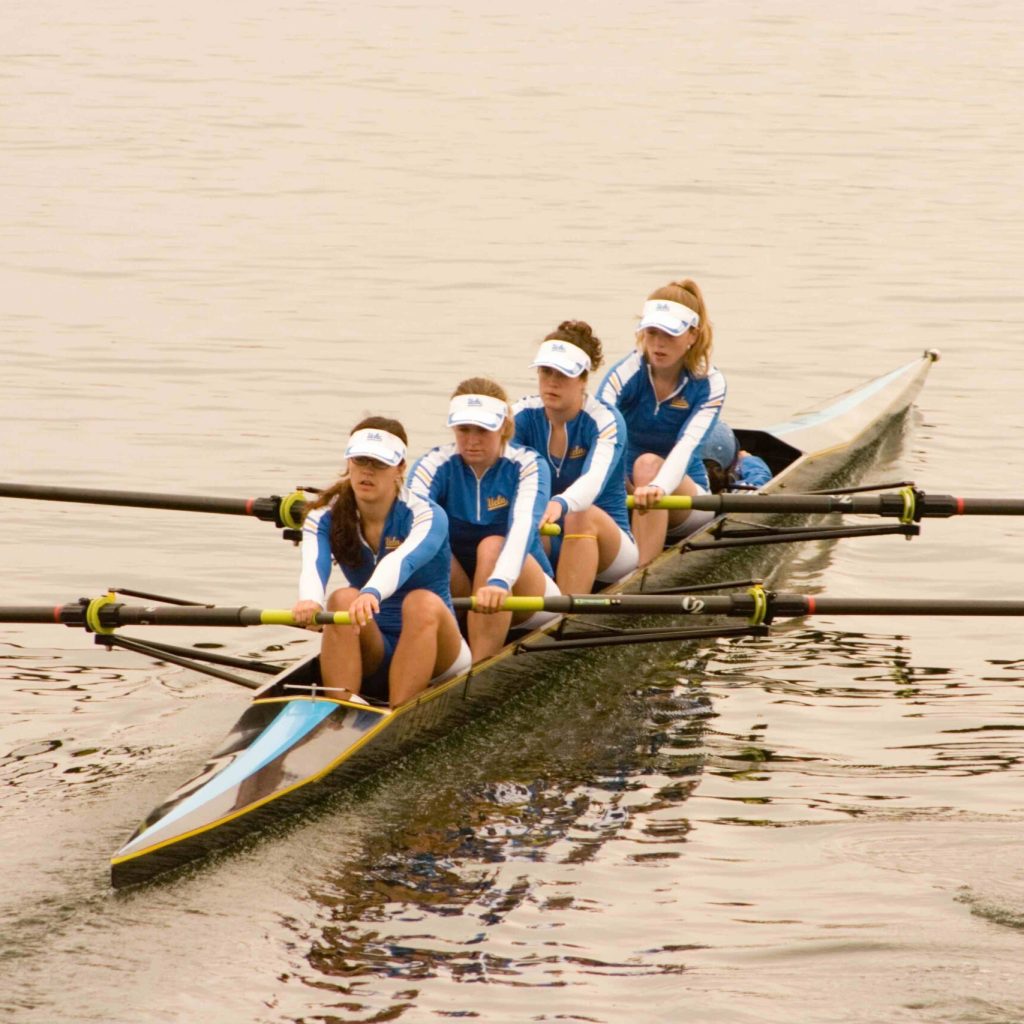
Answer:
[626, 495, 693, 510]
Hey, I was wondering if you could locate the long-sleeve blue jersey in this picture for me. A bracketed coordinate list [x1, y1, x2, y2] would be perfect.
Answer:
[598, 351, 726, 493]
[407, 442, 554, 589]
[298, 486, 453, 612]
[511, 394, 631, 534]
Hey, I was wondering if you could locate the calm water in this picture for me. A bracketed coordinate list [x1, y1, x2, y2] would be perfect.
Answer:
[3, 2, 1024, 1021]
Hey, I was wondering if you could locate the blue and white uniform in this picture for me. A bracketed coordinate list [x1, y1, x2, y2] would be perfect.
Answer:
[598, 351, 727, 494]
[727, 453, 773, 491]
[408, 442, 554, 590]
[512, 394, 637, 581]
[299, 486, 467, 696]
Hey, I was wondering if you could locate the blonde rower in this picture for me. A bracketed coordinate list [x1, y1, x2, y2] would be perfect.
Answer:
[598, 279, 726, 565]
[409, 378, 558, 661]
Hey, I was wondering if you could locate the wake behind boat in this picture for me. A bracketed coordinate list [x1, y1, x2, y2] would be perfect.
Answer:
[109, 351, 939, 887]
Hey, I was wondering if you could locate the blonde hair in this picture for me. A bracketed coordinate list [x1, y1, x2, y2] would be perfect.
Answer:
[544, 320, 603, 377]
[640, 279, 712, 378]
[452, 376, 514, 442]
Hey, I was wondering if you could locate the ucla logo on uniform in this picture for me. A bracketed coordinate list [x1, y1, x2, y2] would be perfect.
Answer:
[569, 445, 587, 460]
[384, 535, 402, 550]
[367, 431, 382, 441]
[654, 301, 670, 312]
[467, 397, 483, 406]
[669, 397, 690, 409]
[551, 342, 567, 351]
[487, 495, 509, 511]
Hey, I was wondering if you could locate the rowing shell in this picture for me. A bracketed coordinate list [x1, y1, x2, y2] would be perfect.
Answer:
[110, 350, 939, 887]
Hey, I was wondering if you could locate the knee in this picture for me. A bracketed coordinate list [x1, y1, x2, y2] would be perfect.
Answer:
[633, 452, 664, 485]
[563, 508, 598, 532]
[327, 588, 358, 611]
[401, 589, 444, 622]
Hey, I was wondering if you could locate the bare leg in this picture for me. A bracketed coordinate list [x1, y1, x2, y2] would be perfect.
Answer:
[467, 539, 548, 661]
[320, 588, 384, 698]
[388, 590, 465, 707]
[557, 507, 622, 593]
[631, 454, 699, 566]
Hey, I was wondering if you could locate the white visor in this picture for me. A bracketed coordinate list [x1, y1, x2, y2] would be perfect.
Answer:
[344, 428, 406, 466]
[638, 299, 700, 337]
[530, 339, 592, 378]
[447, 393, 508, 431]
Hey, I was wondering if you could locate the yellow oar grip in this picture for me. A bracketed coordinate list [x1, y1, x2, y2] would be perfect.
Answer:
[625, 495, 694, 510]
[467, 596, 546, 612]
[258, 610, 355, 626]
[540, 524, 561, 536]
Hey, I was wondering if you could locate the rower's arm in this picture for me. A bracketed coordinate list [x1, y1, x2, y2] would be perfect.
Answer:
[360, 496, 448, 602]
[489, 451, 550, 590]
[555, 403, 621, 514]
[651, 370, 726, 494]
[298, 507, 339, 606]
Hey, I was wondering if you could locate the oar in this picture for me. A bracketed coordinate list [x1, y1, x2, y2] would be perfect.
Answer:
[457, 592, 1024, 620]
[0, 482, 562, 536]
[0, 481, 309, 531]
[6, 592, 1024, 633]
[627, 489, 1024, 519]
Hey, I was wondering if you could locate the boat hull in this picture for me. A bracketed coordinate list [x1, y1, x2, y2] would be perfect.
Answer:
[111, 351, 938, 887]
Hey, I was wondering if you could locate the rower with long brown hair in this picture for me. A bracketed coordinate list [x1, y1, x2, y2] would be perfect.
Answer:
[291, 417, 470, 707]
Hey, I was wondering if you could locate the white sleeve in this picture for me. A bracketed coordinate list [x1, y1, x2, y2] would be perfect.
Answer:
[489, 450, 543, 589]
[558, 402, 620, 513]
[651, 368, 727, 494]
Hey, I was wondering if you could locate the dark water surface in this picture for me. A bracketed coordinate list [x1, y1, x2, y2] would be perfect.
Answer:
[3, 2, 1024, 1022]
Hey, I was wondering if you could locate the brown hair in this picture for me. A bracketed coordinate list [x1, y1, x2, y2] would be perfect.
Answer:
[544, 320, 603, 377]
[452, 377, 514, 442]
[642, 279, 713, 377]
[307, 416, 408, 569]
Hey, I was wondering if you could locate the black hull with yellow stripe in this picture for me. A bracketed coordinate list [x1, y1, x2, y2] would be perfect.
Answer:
[110, 351, 938, 888]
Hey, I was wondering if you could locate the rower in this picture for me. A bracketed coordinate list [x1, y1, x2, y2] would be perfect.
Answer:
[291, 417, 471, 707]
[701, 419, 773, 494]
[598, 278, 727, 565]
[512, 321, 638, 594]
[408, 378, 559, 661]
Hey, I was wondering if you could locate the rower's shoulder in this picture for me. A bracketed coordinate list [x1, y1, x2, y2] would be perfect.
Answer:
[583, 392, 627, 431]
[397, 486, 448, 528]
[511, 394, 544, 416]
[504, 440, 544, 467]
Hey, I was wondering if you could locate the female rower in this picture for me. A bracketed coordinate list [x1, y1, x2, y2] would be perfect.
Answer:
[512, 321, 638, 594]
[291, 417, 471, 707]
[598, 278, 726, 566]
[409, 378, 558, 662]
